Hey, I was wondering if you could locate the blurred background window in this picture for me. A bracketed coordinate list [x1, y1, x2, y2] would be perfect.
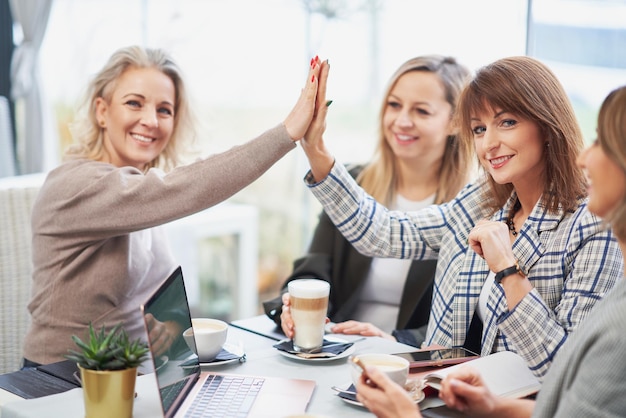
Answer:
[7, 0, 623, 317]
[527, 0, 626, 141]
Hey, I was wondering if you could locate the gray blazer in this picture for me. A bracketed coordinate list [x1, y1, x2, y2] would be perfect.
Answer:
[533, 278, 626, 417]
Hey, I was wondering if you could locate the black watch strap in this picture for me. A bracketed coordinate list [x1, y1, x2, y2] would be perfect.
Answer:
[495, 264, 520, 283]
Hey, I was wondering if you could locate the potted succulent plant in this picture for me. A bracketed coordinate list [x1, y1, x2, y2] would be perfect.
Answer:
[66, 322, 149, 418]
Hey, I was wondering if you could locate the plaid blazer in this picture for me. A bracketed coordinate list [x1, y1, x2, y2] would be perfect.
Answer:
[307, 163, 623, 379]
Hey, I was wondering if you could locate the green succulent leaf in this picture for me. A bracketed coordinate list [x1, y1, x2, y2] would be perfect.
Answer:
[65, 322, 149, 371]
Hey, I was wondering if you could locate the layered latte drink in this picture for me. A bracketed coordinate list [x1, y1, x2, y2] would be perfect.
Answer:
[288, 279, 330, 353]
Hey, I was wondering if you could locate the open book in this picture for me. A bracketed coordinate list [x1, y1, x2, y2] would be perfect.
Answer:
[422, 350, 541, 399]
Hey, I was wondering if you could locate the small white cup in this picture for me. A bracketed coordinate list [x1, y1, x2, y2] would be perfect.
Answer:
[183, 318, 228, 362]
[350, 353, 410, 388]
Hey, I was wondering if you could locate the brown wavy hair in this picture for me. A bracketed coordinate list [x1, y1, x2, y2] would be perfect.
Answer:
[596, 85, 626, 241]
[457, 56, 586, 213]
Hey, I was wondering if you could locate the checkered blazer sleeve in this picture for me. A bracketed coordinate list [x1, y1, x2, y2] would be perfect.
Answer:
[306, 162, 487, 261]
[496, 205, 622, 378]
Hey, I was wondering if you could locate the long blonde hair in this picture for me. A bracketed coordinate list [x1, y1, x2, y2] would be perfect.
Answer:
[358, 55, 473, 205]
[597, 85, 626, 241]
[65, 45, 197, 172]
[457, 56, 586, 213]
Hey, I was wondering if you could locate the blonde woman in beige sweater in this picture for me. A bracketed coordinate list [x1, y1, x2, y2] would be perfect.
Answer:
[22, 46, 329, 367]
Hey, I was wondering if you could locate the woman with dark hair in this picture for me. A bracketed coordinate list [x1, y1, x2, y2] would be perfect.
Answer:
[298, 55, 622, 382]
[357, 85, 626, 418]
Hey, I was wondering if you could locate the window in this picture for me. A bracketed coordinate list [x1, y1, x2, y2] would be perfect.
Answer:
[36, 0, 624, 314]
[527, 0, 626, 142]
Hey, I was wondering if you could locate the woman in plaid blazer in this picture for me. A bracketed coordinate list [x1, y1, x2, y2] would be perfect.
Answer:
[296, 56, 623, 381]
[268, 55, 474, 347]
[357, 86, 626, 418]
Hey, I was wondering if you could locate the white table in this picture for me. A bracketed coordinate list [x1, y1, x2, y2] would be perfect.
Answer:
[0, 323, 421, 417]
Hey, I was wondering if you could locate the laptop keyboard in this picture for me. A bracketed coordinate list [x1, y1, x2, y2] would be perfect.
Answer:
[161, 379, 189, 413]
[185, 374, 265, 418]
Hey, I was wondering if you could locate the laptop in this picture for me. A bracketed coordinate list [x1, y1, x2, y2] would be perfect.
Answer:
[140, 266, 316, 418]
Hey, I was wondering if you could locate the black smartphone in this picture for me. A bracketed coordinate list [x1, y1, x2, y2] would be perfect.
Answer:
[393, 347, 479, 368]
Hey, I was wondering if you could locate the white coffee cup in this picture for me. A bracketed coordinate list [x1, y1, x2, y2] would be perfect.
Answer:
[288, 279, 330, 353]
[350, 353, 410, 388]
[183, 318, 228, 362]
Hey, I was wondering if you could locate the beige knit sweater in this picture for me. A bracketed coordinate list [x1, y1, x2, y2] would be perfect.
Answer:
[24, 124, 295, 364]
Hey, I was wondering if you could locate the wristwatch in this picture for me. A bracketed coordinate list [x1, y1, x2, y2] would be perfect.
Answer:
[494, 262, 522, 284]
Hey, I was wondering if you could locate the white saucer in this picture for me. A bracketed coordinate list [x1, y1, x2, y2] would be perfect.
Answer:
[179, 343, 245, 368]
[276, 336, 356, 362]
[199, 342, 245, 367]
[335, 380, 425, 407]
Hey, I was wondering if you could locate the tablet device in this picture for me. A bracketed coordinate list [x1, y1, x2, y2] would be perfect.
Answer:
[393, 347, 479, 368]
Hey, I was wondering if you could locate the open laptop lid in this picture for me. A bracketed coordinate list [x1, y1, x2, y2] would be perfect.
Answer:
[140, 266, 200, 417]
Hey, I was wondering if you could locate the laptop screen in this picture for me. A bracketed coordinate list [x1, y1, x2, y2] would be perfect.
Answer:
[141, 266, 200, 415]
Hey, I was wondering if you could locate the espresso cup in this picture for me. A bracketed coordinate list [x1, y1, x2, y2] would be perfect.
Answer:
[288, 279, 330, 353]
[183, 318, 228, 362]
[350, 353, 410, 388]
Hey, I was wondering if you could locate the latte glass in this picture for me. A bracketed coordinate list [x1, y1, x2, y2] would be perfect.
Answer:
[288, 279, 330, 353]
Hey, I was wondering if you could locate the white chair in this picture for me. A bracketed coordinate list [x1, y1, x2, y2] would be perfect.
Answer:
[0, 173, 45, 373]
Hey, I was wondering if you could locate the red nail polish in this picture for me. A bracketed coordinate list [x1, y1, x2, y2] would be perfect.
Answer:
[311, 75, 315, 83]
[310, 57, 314, 68]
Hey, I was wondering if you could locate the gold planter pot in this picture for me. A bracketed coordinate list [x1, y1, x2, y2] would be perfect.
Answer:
[79, 365, 138, 418]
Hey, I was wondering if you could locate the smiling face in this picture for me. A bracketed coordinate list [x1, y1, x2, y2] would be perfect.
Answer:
[96, 66, 176, 170]
[471, 107, 546, 190]
[577, 140, 626, 219]
[382, 71, 453, 165]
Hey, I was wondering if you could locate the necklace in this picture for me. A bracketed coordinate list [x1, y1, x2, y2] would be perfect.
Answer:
[506, 199, 521, 236]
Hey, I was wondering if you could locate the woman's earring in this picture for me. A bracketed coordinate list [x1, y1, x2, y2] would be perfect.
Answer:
[99, 120, 105, 128]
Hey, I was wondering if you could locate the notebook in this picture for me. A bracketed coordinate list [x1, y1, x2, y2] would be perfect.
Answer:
[230, 314, 286, 341]
[140, 266, 316, 418]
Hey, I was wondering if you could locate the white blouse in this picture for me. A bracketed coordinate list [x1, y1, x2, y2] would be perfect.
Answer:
[352, 193, 435, 332]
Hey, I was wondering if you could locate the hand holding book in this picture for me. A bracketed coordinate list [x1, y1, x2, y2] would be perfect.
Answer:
[435, 351, 540, 416]
[422, 351, 540, 398]
[410, 350, 540, 411]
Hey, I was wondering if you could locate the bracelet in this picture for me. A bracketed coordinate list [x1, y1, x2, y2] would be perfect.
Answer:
[494, 263, 521, 284]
